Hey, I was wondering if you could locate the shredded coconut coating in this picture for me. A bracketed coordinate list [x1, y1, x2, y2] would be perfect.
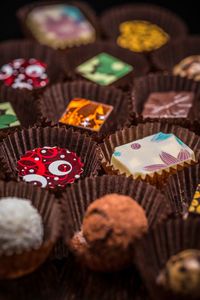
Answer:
[0, 197, 44, 256]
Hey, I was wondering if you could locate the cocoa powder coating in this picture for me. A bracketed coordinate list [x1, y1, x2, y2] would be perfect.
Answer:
[71, 194, 148, 271]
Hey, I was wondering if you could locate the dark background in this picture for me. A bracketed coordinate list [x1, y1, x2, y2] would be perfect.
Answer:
[0, 0, 198, 42]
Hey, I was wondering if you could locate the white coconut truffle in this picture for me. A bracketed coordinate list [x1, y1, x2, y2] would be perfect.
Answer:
[0, 197, 44, 256]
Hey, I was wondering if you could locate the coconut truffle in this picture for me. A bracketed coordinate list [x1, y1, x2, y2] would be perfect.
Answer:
[157, 249, 200, 297]
[0, 197, 43, 256]
[71, 194, 148, 271]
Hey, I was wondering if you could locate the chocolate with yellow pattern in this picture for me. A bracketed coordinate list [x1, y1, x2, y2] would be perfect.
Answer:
[189, 184, 200, 214]
[117, 20, 169, 52]
[59, 97, 113, 132]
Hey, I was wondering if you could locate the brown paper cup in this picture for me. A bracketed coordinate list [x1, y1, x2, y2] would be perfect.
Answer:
[0, 84, 42, 132]
[135, 217, 200, 300]
[37, 80, 129, 137]
[0, 261, 58, 299]
[62, 40, 150, 90]
[100, 122, 200, 188]
[0, 39, 63, 98]
[16, 0, 100, 50]
[127, 73, 200, 135]
[162, 163, 200, 216]
[61, 175, 170, 267]
[0, 126, 102, 185]
[0, 180, 62, 279]
[58, 251, 149, 300]
[152, 35, 200, 72]
[100, 4, 188, 50]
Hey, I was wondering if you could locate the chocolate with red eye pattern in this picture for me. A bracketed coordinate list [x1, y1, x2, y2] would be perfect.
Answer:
[0, 58, 49, 90]
[16, 146, 84, 188]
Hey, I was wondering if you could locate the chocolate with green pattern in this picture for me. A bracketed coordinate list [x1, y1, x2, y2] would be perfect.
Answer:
[0, 102, 20, 129]
[76, 53, 133, 85]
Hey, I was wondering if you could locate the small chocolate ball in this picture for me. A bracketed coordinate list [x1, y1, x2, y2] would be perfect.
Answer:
[71, 194, 148, 271]
[0, 197, 43, 256]
[157, 249, 200, 297]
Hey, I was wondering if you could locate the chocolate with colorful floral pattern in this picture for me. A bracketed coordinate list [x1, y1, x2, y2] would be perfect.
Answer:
[0, 58, 49, 90]
[111, 132, 195, 179]
[26, 4, 95, 49]
[17, 146, 83, 188]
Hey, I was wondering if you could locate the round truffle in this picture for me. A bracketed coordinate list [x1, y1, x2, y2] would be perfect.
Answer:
[157, 249, 200, 297]
[71, 194, 148, 271]
[0, 197, 44, 256]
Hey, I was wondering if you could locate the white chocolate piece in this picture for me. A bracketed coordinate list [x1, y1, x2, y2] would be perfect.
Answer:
[111, 132, 195, 179]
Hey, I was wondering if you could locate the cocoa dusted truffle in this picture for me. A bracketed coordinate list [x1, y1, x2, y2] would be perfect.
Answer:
[157, 249, 200, 297]
[71, 194, 148, 272]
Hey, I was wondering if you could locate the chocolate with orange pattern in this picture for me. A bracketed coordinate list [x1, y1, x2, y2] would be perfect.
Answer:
[59, 97, 113, 132]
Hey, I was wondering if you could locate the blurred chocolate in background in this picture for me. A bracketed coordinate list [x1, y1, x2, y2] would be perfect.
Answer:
[0, 0, 198, 41]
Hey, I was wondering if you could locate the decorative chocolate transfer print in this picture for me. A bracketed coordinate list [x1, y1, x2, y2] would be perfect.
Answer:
[0, 102, 20, 129]
[76, 53, 133, 85]
[0, 58, 49, 90]
[59, 97, 113, 131]
[17, 146, 83, 188]
[26, 4, 95, 49]
[142, 91, 194, 118]
[111, 132, 195, 179]
[189, 184, 200, 215]
[117, 20, 169, 52]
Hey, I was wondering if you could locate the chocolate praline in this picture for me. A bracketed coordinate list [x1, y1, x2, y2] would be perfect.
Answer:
[0, 197, 43, 256]
[71, 194, 148, 272]
[142, 91, 195, 118]
[157, 249, 200, 297]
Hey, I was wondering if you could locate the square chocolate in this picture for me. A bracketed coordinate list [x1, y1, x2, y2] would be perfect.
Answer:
[76, 53, 133, 85]
[26, 4, 95, 49]
[111, 132, 195, 179]
[0, 102, 20, 129]
[59, 97, 113, 132]
[142, 91, 195, 118]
